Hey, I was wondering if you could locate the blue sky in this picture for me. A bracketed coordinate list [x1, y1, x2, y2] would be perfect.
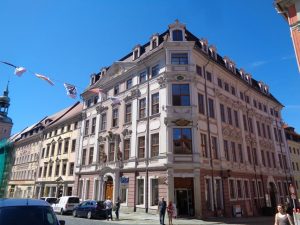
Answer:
[0, 0, 299, 135]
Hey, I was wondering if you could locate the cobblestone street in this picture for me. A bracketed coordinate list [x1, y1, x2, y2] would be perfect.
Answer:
[57, 212, 274, 225]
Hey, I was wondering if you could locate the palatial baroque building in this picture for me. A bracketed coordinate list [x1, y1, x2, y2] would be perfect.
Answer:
[74, 21, 292, 218]
[35, 102, 82, 199]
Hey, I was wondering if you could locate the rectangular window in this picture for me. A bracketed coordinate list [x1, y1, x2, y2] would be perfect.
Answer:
[62, 162, 67, 176]
[172, 30, 183, 41]
[58, 142, 62, 155]
[256, 121, 261, 136]
[138, 136, 145, 158]
[51, 143, 55, 156]
[240, 92, 244, 101]
[248, 118, 253, 133]
[139, 71, 147, 83]
[238, 144, 243, 163]
[172, 84, 190, 106]
[84, 120, 89, 135]
[220, 104, 226, 122]
[82, 149, 87, 165]
[91, 117, 96, 134]
[266, 151, 271, 168]
[227, 107, 232, 125]
[120, 187, 127, 204]
[125, 103, 132, 123]
[39, 167, 42, 178]
[229, 179, 236, 199]
[112, 109, 119, 127]
[99, 145, 105, 163]
[198, 93, 205, 114]
[278, 129, 283, 143]
[196, 65, 202, 76]
[224, 82, 229, 92]
[151, 133, 159, 157]
[274, 128, 278, 142]
[64, 139, 69, 154]
[262, 123, 266, 138]
[151, 93, 159, 115]
[151, 179, 159, 206]
[231, 142, 237, 162]
[224, 140, 229, 161]
[211, 136, 218, 159]
[206, 71, 212, 82]
[171, 53, 188, 65]
[201, 133, 208, 157]
[253, 148, 258, 165]
[205, 178, 212, 210]
[234, 110, 239, 127]
[139, 98, 146, 118]
[114, 85, 119, 95]
[243, 115, 248, 131]
[55, 163, 60, 176]
[237, 180, 243, 198]
[272, 153, 276, 168]
[41, 148, 45, 158]
[208, 98, 215, 118]
[43, 166, 47, 177]
[101, 113, 107, 130]
[137, 179, 144, 205]
[109, 143, 115, 162]
[126, 78, 132, 89]
[244, 180, 250, 198]
[217, 78, 222, 88]
[261, 150, 266, 166]
[89, 147, 94, 164]
[124, 139, 130, 160]
[48, 165, 52, 177]
[231, 86, 236, 96]
[69, 162, 74, 176]
[247, 146, 252, 164]
[71, 139, 76, 152]
[173, 128, 192, 154]
[151, 65, 159, 78]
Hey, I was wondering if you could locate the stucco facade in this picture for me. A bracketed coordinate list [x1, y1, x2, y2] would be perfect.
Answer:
[74, 21, 292, 218]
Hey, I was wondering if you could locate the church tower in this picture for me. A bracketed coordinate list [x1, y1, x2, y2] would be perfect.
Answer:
[0, 84, 13, 140]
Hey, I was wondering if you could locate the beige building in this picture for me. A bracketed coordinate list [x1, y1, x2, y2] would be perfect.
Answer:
[74, 20, 293, 218]
[35, 102, 82, 198]
[285, 126, 300, 201]
[7, 119, 46, 198]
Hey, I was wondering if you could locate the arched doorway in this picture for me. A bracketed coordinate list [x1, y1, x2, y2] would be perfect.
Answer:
[104, 176, 113, 200]
[269, 182, 277, 211]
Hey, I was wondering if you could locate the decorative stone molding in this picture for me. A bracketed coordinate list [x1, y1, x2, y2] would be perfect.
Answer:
[82, 112, 87, 120]
[98, 136, 106, 142]
[222, 125, 242, 141]
[245, 134, 257, 146]
[106, 131, 121, 143]
[124, 89, 141, 102]
[157, 76, 167, 88]
[121, 128, 132, 137]
[173, 119, 191, 126]
[96, 105, 108, 114]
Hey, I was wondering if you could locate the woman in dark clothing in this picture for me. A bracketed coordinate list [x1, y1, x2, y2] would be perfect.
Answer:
[115, 197, 121, 220]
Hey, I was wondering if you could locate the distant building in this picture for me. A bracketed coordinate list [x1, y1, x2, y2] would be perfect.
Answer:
[75, 21, 292, 218]
[285, 126, 300, 201]
[0, 84, 13, 197]
[275, 0, 300, 72]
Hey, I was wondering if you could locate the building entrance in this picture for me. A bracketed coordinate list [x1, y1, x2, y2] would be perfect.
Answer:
[105, 176, 113, 200]
[174, 177, 194, 217]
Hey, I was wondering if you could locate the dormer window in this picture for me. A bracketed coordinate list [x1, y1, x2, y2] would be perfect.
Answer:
[168, 20, 186, 42]
[133, 45, 141, 60]
[209, 45, 217, 60]
[200, 39, 208, 53]
[229, 62, 236, 74]
[239, 69, 245, 79]
[150, 34, 159, 50]
[114, 85, 119, 95]
[245, 74, 252, 84]
[172, 30, 183, 41]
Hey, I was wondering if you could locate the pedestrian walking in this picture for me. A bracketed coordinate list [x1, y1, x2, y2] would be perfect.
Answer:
[104, 196, 113, 221]
[115, 197, 121, 220]
[167, 201, 175, 225]
[157, 197, 167, 225]
[274, 203, 294, 225]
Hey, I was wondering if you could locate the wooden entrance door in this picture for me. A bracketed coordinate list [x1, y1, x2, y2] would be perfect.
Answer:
[105, 181, 113, 199]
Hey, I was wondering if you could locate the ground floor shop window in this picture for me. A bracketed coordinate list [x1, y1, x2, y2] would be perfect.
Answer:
[78, 180, 83, 199]
[151, 178, 159, 206]
[137, 179, 144, 205]
[215, 179, 223, 209]
[93, 180, 99, 200]
[205, 178, 212, 210]
[120, 187, 127, 204]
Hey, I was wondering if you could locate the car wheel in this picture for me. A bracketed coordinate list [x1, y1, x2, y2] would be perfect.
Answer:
[73, 210, 77, 217]
[60, 208, 64, 215]
[87, 211, 92, 219]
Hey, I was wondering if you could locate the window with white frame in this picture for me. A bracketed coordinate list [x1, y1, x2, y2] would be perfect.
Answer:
[126, 78, 132, 89]
[151, 65, 159, 78]
[112, 108, 119, 127]
[137, 179, 144, 205]
[171, 53, 188, 65]
[237, 180, 243, 199]
[172, 29, 183, 41]
[120, 186, 128, 204]
[215, 178, 223, 209]
[100, 113, 107, 130]
[229, 179, 236, 200]
[151, 178, 159, 206]
[205, 177, 213, 210]
[151, 93, 159, 115]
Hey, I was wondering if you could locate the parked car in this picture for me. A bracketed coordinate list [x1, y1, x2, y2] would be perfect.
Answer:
[40, 197, 57, 205]
[72, 200, 107, 219]
[52, 196, 80, 215]
[0, 198, 65, 225]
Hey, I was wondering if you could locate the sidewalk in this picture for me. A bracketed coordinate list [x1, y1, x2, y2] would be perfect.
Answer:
[117, 211, 274, 225]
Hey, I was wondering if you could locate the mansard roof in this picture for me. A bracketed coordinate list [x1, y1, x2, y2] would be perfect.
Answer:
[86, 21, 282, 106]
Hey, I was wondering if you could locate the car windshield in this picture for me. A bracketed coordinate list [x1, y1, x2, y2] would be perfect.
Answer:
[68, 197, 79, 203]
[0, 206, 58, 225]
[46, 198, 57, 204]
